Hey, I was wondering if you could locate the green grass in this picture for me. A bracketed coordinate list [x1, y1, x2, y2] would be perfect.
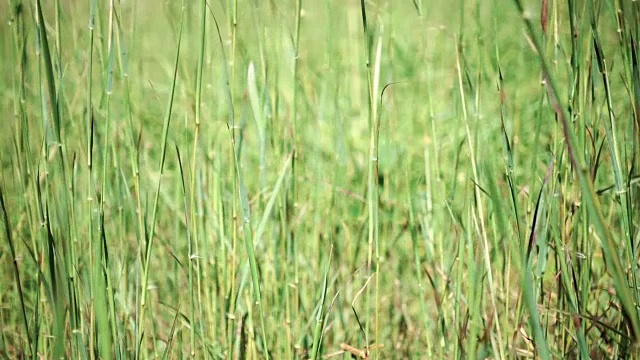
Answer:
[1, 0, 640, 358]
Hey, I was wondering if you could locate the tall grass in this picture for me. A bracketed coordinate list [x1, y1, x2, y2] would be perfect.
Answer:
[1, 0, 640, 358]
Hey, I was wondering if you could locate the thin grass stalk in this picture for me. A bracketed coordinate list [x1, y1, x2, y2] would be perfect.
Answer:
[492, 21, 523, 347]
[187, 0, 208, 355]
[79, 2, 97, 357]
[107, 6, 132, 356]
[34, 1, 71, 357]
[454, 38, 505, 358]
[205, 4, 239, 356]
[292, 0, 302, 151]
[175, 145, 196, 358]
[35, 0, 61, 143]
[31, 178, 44, 360]
[358, 1, 382, 354]
[417, 9, 443, 353]
[573, 1, 590, 182]
[213, 155, 225, 346]
[227, 0, 237, 86]
[138, 8, 185, 357]
[247, 63, 267, 194]
[290, 3, 302, 349]
[90, 2, 117, 358]
[407, 178, 432, 354]
[52, 7, 83, 351]
[233, 77, 270, 357]
[310, 247, 332, 360]
[110, 8, 148, 356]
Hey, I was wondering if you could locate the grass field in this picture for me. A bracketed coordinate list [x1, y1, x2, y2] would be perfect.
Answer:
[1, 0, 640, 358]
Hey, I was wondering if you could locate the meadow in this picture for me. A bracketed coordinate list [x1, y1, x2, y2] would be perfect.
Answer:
[1, 0, 639, 358]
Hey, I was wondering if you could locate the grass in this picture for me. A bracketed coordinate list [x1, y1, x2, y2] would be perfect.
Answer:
[1, 0, 640, 358]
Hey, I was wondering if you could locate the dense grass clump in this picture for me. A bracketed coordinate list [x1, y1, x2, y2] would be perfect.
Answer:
[1, 0, 640, 358]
